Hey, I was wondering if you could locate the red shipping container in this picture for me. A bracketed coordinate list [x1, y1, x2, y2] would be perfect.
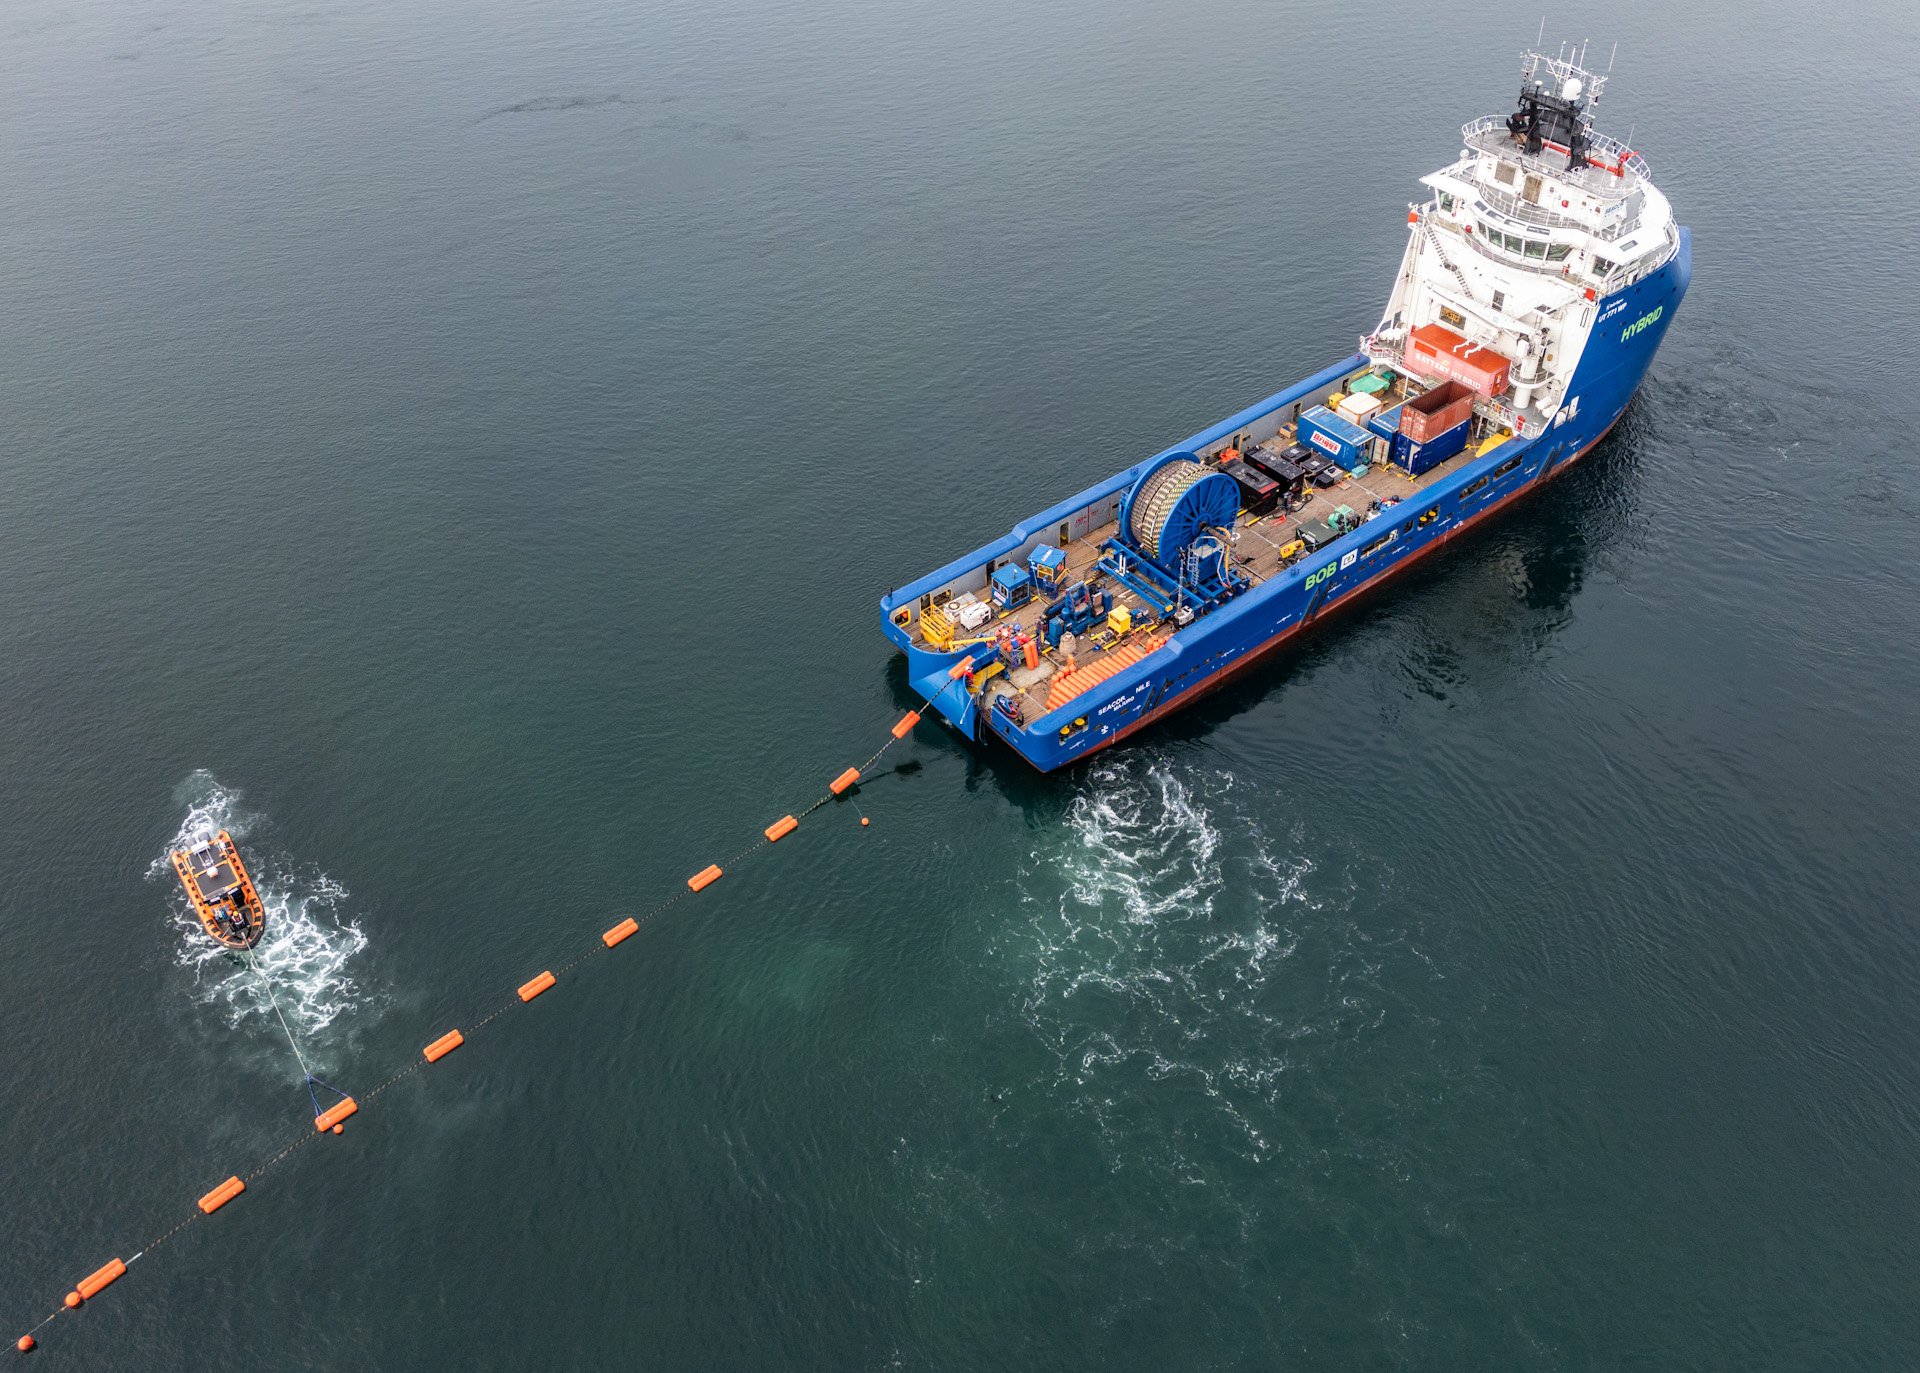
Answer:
[1398, 379, 1476, 442]
[1402, 323, 1511, 398]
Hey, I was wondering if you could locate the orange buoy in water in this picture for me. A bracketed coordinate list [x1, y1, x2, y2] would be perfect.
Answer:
[687, 864, 723, 892]
[76, 1260, 126, 1301]
[890, 711, 921, 739]
[314, 1098, 358, 1132]
[763, 815, 798, 843]
[830, 768, 860, 795]
[332, 1124, 344, 1135]
[601, 917, 639, 948]
[424, 1029, 465, 1062]
[198, 1176, 246, 1215]
[62, 1295, 79, 1311]
[860, 817, 870, 828]
[17, 1334, 34, 1352]
[517, 971, 556, 1002]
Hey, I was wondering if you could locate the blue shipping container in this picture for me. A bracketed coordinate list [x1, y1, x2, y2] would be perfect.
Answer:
[1365, 403, 1405, 441]
[1295, 405, 1372, 469]
[1390, 418, 1470, 476]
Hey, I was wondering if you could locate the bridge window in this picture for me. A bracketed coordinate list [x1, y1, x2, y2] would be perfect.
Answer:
[1547, 243, 1571, 262]
[1592, 255, 1615, 278]
[1525, 239, 1546, 260]
[1439, 192, 1455, 211]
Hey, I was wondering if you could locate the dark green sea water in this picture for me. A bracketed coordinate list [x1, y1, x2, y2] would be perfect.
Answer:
[4, 0, 1919, 1367]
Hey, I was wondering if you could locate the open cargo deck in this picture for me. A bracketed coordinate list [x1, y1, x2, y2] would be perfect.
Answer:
[905, 365, 1510, 728]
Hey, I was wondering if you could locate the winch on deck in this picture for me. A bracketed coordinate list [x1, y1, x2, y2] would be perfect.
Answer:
[964, 454, 1251, 735]
[1100, 453, 1248, 621]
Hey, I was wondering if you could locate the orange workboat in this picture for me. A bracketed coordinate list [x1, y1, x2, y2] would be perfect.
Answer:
[170, 829, 266, 950]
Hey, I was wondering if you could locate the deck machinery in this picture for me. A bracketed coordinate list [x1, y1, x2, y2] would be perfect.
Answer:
[1099, 455, 1248, 626]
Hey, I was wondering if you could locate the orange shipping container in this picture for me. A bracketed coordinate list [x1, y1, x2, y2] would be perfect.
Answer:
[1398, 379, 1476, 442]
[1402, 323, 1510, 399]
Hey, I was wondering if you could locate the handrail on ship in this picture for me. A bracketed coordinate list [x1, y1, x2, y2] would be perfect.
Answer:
[1459, 114, 1651, 182]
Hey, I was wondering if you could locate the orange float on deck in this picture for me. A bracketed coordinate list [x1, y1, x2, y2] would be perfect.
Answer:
[687, 864, 723, 892]
[314, 1098, 358, 1132]
[601, 917, 639, 948]
[947, 655, 976, 680]
[517, 972, 556, 1002]
[830, 768, 860, 795]
[423, 1029, 466, 1062]
[197, 1177, 245, 1215]
[764, 815, 799, 843]
[75, 1260, 126, 1301]
[890, 710, 921, 739]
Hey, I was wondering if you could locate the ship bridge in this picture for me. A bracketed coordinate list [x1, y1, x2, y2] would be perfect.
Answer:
[1363, 45, 1678, 436]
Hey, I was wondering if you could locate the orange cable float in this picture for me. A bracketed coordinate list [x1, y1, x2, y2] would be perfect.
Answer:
[890, 711, 920, 739]
[314, 1098, 358, 1132]
[601, 917, 639, 948]
[764, 815, 798, 843]
[947, 655, 975, 680]
[517, 972, 556, 1003]
[75, 1261, 125, 1302]
[423, 1030, 465, 1062]
[197, 1178, 245, 1215]
[687, 864, 722, 892]
[829, 768, 860, 795]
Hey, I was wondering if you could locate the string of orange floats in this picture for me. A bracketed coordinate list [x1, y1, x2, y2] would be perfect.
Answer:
[10, 710, 922, 1356]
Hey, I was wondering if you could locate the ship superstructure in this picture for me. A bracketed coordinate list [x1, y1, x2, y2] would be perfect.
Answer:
[880, 47, 1690, 772]
[1366, 48, 1678, 441]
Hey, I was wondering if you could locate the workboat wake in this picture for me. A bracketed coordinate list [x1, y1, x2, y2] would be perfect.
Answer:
[151, 773, 372, 1036]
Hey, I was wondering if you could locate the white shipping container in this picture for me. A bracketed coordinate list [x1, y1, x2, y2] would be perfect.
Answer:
[1336, 392, 1384, 425]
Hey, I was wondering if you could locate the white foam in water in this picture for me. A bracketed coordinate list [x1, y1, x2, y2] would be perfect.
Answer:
[153, 771, 371, 1038]
[1003, 756, 1324, 1166]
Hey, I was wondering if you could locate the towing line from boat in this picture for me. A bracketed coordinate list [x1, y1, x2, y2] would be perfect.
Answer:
[9, 708, 926, 1357]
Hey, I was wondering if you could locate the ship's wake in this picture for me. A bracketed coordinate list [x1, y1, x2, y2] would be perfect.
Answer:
[152, 772, 372, 1039]
[972, 749, 1452, 1194]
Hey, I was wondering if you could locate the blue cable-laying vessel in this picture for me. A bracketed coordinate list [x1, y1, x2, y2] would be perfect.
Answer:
[880, 46, 1689, 771]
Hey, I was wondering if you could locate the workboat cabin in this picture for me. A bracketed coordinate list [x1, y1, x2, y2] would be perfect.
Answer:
[879, 44, 1688, 772]
[171, 829, 267, 950]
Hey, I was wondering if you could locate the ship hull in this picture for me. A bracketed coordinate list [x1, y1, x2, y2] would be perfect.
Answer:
[883, 230, 1690, 773]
